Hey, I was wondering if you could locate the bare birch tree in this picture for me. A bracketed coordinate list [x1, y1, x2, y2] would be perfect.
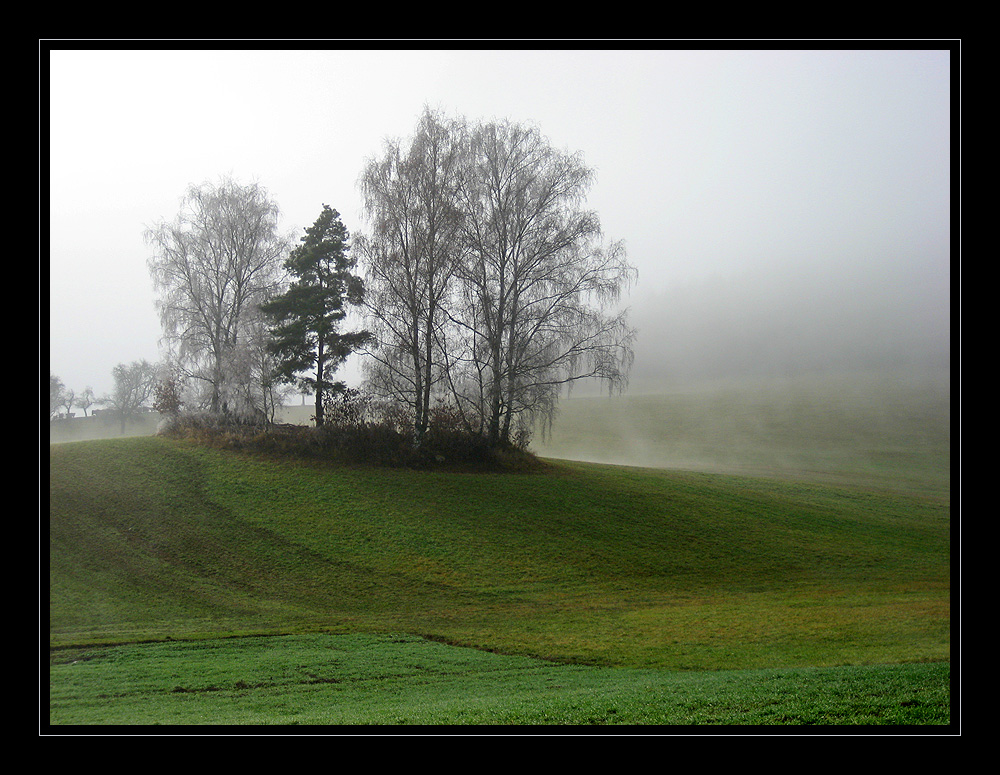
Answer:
[145, 176, 290, 415]
[356, 107, 467, 446]
[453, 119, 637, 446]
[225, 305, 297, 422]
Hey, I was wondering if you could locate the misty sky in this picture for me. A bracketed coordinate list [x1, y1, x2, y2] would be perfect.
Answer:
[46, 46, 953, 401]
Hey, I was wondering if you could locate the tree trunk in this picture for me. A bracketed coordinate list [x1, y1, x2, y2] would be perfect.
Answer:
[314, 342, 325, 427]
[487, 361, 503, 448]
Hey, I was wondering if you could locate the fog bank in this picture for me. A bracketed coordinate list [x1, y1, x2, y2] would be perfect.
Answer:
[628, 246, 950, 387]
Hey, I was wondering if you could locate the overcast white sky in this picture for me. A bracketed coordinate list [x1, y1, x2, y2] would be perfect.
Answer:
[46, 46, 953, 400]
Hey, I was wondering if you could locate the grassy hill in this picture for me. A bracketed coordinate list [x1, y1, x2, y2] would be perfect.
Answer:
[49, 434, 949, 666]
[47, 371, 952, 725]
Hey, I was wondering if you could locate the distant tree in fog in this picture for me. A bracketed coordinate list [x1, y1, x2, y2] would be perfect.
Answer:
[49, 375, 65, 420]
[145, 176, 290, 416]
[230, 306, 298, 422]
[75, 386, 96, 417]
[101, 359, 159, 433]
[60, 387, 76, 417]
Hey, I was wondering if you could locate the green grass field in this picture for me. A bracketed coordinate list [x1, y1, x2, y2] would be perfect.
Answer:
[532, 370, 950, 497]
[49, 634, 949, 726]
[47, 370, 952, 728]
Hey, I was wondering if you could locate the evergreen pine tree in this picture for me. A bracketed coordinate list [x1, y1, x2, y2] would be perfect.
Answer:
[263, 205, 371, 426]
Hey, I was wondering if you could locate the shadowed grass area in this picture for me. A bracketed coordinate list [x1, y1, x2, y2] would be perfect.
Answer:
[49, 436, 949, 674]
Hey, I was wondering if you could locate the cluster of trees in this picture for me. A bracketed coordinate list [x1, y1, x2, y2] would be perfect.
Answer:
[49, 376, 95, 419]
[75, 108, 637, 450]
[357, 109, 636, 448]
[142, 174, 372, 428]
[49, 360, 161, 433]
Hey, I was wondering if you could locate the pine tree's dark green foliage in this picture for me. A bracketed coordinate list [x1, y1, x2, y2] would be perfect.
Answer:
[263, 205, 371, 426]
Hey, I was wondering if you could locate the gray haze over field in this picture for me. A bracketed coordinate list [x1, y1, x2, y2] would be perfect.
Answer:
[47, 47, 952, 404]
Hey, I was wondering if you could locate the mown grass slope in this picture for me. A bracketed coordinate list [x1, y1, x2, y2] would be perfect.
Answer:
[49, 435, 949, 672]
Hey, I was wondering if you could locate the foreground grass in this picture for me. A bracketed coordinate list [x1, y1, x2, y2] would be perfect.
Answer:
[49, 633, 950, 726]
